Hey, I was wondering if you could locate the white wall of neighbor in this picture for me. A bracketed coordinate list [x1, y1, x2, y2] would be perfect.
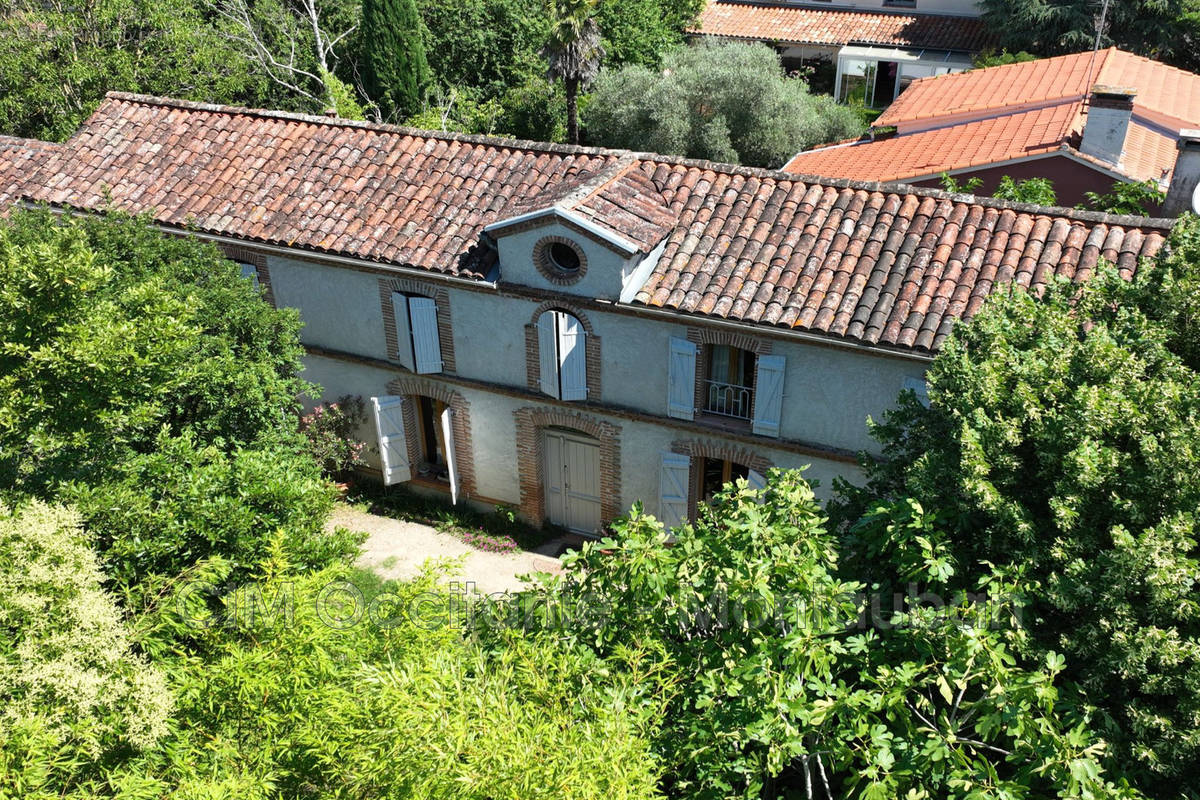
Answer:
[785, 0, 981, 15]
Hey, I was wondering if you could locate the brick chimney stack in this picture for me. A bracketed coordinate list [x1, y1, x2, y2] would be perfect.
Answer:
[1164, 130, 1200, 217]
[1080, 85, 1136, 166]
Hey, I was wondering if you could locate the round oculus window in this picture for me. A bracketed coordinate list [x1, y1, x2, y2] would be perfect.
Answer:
[547, 242, 582, 273]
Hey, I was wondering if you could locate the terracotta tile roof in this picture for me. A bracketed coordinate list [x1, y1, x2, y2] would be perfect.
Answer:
[634, 160, 1167, 351]
[27, 94, 624, 278]
[16, 94, 1173, 354]
[783, 103, 1085, 183]
[691, 1, 992, 52]
[0, 135, 57, 210]
[877, 48, 1200, 131]
[805, 49, 1199, 189]
[875, 51, 1103, 128]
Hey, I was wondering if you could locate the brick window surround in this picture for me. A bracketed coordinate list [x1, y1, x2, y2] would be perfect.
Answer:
[671, 438, 773, 521]
[385, 375, 476, 499]
[686, 327, 772, 423]
[523, 300, 602, 401]
[513, 407, 621, 528]
[378, 277, 456, 373]
[532, 235, 588, 286]
[220, 244, 275, 306]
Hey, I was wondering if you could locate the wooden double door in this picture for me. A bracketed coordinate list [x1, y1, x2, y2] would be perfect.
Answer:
[543, 429, 602, 534]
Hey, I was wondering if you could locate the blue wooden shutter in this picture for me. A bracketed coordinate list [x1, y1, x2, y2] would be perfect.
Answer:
[370, 395, 410, 485]
[752, 354, 785, 437]
[667, 337, 697, 420]
[408, 296, 443, 374]
[558, 313, 588, 401]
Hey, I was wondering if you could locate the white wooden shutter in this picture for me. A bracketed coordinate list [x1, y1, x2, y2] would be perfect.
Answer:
[237, 261, 260, 288]
[667, 337, 697, 420]
[537, 311, 560, 399]
[752, 354, 786, 437]
[391, 291, 415, 371]
[747, 469, 767, 492]
[370, 395, 410, 485]
[658, 452, 691, 531]
[558, 313, 588, 401]
[439, 406, 459, 505]
[408, 296, 443, 374]
[902, 376, 930, 407]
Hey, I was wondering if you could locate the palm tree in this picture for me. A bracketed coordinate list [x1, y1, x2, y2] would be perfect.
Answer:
[542, 0, 605, 145]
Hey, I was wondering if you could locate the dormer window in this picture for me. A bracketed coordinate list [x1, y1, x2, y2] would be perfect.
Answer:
[533, 236, 588, 285]
[547, 242, 581, 273]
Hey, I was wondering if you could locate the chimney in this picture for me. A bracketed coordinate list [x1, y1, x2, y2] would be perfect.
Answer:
[1080, 85, 1136, 166]
[1164, 130, 1200, 217]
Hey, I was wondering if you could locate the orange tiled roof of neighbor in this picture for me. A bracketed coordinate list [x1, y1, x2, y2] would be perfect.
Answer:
[784, 103, 1087, 183]
[785, 49, 1200, 187]
[13, 94, 1172, 353]
[690, 1, 993, 51]
[875, 48, 1200, 128]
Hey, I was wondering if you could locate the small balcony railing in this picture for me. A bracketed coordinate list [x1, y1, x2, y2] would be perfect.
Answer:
[704, 379, 753, 420]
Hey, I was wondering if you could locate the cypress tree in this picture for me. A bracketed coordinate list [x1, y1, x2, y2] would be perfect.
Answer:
[361, 0, 432, 121]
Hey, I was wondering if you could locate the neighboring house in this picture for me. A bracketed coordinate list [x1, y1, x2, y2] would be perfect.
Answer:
[689, 1, 989, 106]
[3, 94, 1174, 535]
[783, 48, 1200, 211]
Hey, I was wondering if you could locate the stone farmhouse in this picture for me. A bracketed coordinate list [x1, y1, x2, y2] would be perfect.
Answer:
[0, 93, 1173, 534]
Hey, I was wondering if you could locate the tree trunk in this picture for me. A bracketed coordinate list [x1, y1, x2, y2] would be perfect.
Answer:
[566, 77, 579, 145]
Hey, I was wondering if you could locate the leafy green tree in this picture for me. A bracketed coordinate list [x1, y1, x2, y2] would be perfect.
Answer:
[361, 0, 432, 121]
[595, 0, 703, 69]
[542, 0, 606, 145]
[972, 48, 1039, 68]
[61, 430, 359, 599]
[0, 0, 270, 141]
[940, 172, 1059, 205]
[504, 471, 1134, 799]
[0, 209, 309, 493]
[833, 216, 1200, 795]
[1084, 179, 1167, 215]
[980, 0, 1200, 71]
[585, 41, 864, 167]
[0, 502, 172, 797]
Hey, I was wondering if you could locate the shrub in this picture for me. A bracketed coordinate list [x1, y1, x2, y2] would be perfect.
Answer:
[298, 395, 368, 479]
[61, 430, 359, 598]
[503, 470, 1136, 799]
[0, 501, 171, 797]
[584, 41, 863, 167]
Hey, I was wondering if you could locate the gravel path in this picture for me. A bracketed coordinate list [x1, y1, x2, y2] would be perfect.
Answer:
[328, 505, 564, 596]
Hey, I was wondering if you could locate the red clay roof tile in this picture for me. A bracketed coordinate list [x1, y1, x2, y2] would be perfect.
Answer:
[11, 93, 1175, 354]
[691, 1, 992, 51]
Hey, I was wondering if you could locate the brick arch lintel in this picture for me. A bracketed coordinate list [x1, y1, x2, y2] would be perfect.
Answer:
[527, 299, 597, 335]
[671, 438, 773, 521]
[514, 406, 621, 529]
[385, 375, 476, 499]
[524, 303, 603, 401]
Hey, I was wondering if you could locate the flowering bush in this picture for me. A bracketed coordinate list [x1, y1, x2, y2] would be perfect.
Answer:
[299, 395, 367, 479]
[457, 527, 519, 554]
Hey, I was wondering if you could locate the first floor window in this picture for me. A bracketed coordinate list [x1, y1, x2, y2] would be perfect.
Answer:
[704, 344, 756, 420]
[392, 291, 443, 374]
[537, 309, 588, 401]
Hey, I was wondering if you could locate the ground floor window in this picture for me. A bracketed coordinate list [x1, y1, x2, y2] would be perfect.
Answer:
[700, 457, 751, 503]
[415, 396, 449, 481]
